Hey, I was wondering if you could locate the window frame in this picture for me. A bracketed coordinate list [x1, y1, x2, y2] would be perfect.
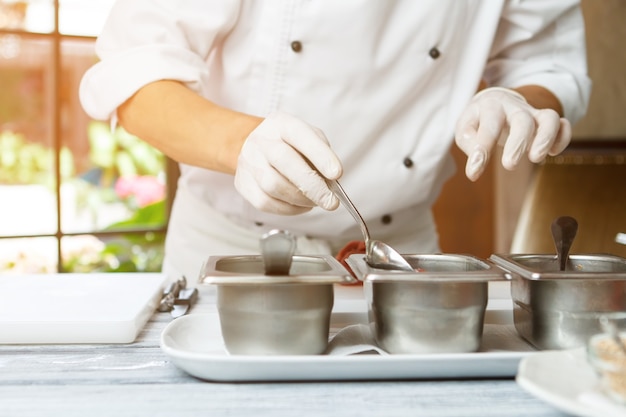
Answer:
[0, 0, 177, 273]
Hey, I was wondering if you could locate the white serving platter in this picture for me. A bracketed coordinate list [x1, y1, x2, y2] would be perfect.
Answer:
[517, 349, 626, 417]
[160, 297, 537, 382]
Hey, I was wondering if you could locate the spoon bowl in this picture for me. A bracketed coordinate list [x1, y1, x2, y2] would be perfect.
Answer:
[326, 180, 413, 272]
[367, 240, 413, 271]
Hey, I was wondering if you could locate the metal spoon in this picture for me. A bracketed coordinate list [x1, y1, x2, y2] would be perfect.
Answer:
[550, 216, 578, 271]
[326, 180, 413, 271]
[260, 229, 296, 275]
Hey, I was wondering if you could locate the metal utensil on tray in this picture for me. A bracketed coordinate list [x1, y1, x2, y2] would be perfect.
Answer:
[326, 179, 413, 272]
[158, 276, 198, 318]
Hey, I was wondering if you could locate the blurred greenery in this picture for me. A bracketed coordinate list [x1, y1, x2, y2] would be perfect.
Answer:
[62, 201, 167, 273]
[87, 121, 163, 186]
[0, 130, 74, 186]
[0, 123, 167, 274]
[65, 123, 167, 273]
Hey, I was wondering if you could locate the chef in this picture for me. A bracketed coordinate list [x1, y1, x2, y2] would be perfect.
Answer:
[79, 0, 591, 281]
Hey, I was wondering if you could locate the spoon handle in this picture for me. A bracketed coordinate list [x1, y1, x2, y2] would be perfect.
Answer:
[326, 180, 370, 244]
[550, 216, 578, 271]
[260, 229, 296, 275]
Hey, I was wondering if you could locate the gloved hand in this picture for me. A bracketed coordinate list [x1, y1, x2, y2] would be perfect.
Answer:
[234, 112, 342, 215]
[455, 87, 571, 181]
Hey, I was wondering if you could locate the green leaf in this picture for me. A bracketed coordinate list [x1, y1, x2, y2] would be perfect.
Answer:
[104, 200, 166, 230]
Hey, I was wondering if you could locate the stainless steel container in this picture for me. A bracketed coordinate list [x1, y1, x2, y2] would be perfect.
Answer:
[199, 255, 354, 355]
[346, 253, 509, 354]
[490, 253, 626, 350]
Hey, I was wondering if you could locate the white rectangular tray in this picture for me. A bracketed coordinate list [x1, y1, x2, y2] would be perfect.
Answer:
[160, 296, 537, 382]
[0, 273, 167, 344]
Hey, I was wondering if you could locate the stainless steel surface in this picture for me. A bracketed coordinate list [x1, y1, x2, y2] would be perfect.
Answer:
[158, 276, 186, 312]
[550, 216, 578, 271]
[346, 254, 510, 354]
[489, 253, 626, 279]
[200, 255, 353, 355]
[170, 288, 199, 318]
[490, 253, 626, 350]
[217, 283, 334, 355]
[326, 179, 413, 271]
[170, 303, 188, 318]
[260, 229, 296, 275]
[199, 255, 355, 284]
[347, 253, 511, 282]
[158, 292, 176, 312]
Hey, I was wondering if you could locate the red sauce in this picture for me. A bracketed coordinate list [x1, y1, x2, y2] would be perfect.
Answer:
[335, 240, 422, 284]
[335, 240, 366, 285]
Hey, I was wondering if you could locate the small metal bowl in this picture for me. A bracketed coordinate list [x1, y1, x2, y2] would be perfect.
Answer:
[346, 253, 510, 354]
[199, 255, 354, 355]
[490, 253, 626, 350]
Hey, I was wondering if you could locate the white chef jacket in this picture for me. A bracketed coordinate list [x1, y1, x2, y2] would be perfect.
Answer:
[80, 0, 590, 280]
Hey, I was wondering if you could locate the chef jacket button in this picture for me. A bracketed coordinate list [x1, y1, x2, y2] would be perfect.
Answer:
[255, 221, 264, 227]
[381, 214, 392, 225]
[291, 41, 303, 53]
[403, 157, 414, 168]
[428, 47, 441, 59]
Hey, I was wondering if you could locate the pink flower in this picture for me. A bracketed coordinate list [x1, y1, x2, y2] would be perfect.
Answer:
[114, 176, 135, 198]
[114, 176, 165, 207]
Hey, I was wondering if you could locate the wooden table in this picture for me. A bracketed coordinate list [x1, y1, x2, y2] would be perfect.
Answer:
[0, 285, 571, 417]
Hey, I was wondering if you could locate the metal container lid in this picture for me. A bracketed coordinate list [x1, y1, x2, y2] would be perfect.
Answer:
[490, 253, 626, 281]
[346, 253, 511, 283]
[199, 255, 356, 285]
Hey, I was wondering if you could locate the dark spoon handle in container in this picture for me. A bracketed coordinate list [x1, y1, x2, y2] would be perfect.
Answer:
[550, 216, 578, 271]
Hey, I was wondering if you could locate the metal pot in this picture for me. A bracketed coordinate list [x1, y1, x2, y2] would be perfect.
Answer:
[200, 255, 354, 355]
[347, 253, 509, 354]
[490, 253, 626, 350]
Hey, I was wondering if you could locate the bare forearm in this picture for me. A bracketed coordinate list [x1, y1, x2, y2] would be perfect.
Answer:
[117, 80, 262, 174]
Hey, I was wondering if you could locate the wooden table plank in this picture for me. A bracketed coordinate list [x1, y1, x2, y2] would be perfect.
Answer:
[0, 382, 569, 417]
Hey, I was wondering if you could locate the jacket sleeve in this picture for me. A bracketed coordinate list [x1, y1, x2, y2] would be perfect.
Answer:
[79, 0, 241, 120]
[484, 0, 591, 123]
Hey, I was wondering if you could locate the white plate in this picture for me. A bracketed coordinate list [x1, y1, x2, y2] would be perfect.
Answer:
[160, 299, 536, 382]
[517, 349, 626, 417]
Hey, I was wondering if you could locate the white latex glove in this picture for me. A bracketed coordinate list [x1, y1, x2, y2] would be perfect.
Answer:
[234, 112, 342, 215]
[455, 87, 571, 181]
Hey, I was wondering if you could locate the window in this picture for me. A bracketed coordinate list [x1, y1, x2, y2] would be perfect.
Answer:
[0, 0, 175, 273]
